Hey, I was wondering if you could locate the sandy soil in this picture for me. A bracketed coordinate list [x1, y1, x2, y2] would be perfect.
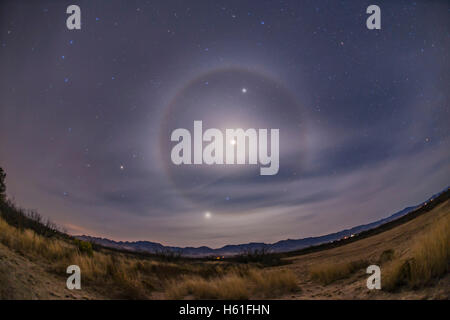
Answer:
[0, 242, 102, 300]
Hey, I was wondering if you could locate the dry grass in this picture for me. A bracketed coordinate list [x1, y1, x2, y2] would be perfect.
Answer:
[0, 217, 161, 298]
[378, 249, 395, 264]
[248, 268, 298, 296]
[309, 259, 367, 285]
[0, 218, 72, 261]
[383, 212, 450, 291]
[166, 273, 250, 300]
[3, 197, 446, 299]
[165, 268, 298, 299]
[0, 216, 298, 299]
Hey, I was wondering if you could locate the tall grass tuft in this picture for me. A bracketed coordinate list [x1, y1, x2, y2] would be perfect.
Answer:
[383, 213, 450, 291]
[309, 259, 368, 285]
[165, 268, 298, 299]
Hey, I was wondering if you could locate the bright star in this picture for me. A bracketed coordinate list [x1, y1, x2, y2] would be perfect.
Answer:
[242, 88, 247, 93]
[204, 212, 211, 219]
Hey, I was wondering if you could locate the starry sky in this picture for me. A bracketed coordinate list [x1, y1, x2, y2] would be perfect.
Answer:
[0, 1, 449, 247]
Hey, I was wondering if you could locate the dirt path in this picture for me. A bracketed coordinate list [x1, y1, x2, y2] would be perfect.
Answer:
[0, 243, 103, 299]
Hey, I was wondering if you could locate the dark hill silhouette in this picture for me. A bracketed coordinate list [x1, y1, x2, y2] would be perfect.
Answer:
[76, 186, 449, 257]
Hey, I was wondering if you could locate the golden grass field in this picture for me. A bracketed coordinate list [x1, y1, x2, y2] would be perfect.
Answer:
[0, 197, 448, 300]
[281, 199, 450, 299]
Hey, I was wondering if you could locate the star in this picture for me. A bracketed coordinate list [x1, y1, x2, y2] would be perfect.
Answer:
[204, 212, 211, 219]
[242, 88, 247, 93]
[120, 165, 124, 170]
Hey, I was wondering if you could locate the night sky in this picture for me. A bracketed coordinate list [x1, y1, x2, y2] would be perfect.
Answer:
[0, 1, 449, 247]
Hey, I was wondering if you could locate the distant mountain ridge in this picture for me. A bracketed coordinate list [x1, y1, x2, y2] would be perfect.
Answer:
[76, 187, 449, 257]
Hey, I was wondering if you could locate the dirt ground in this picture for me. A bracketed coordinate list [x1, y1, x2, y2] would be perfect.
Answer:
[0, 242, 102, 300]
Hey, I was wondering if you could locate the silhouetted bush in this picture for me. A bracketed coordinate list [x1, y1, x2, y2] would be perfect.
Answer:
[0, 199, 62, 238]
[0, 167, 63, 238]
[154, 248, 182, 262]
[74, 239, 94, 256]
[234, 247, 287, 267]
[0, 167, 6, 203]
[379, 249, 395, 264]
